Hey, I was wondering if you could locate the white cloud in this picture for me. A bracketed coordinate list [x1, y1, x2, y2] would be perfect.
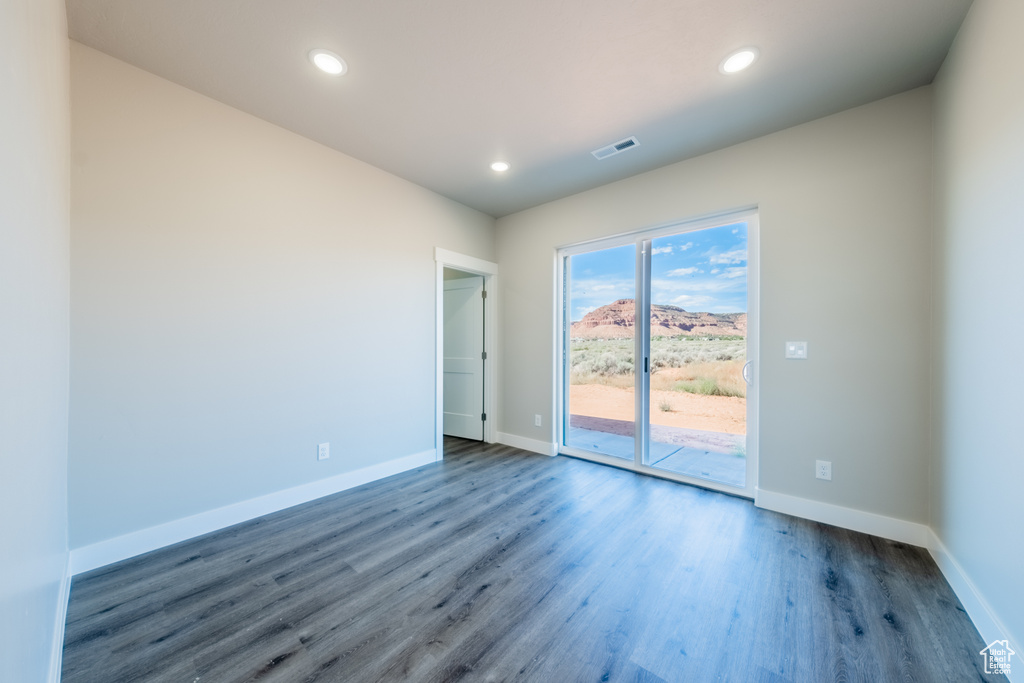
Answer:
[707, 247, 747, 265]
[572, 278, 632, 294]
[710, 268, 720, 274]
[577, 306, 597, 317]
[720, 267, 746, 279]
[652, 246, 673, 255]
[667, 267, 700, 277]
[652, 277, 742, 294]
[671, 294, 714, 308]
[678, 242, 695, 251]
[570, 278, 636, 313]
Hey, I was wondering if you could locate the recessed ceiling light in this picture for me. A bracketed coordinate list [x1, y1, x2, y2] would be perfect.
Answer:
[490, 161, 510, 172]
[720, 48, 759, 74]
[309, 49, 347, 76]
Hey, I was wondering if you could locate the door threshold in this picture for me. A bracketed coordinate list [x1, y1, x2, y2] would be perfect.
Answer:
[558, 446, 753, 500]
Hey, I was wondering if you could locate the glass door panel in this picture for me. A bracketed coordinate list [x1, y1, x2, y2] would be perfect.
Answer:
[645, 223, 749, 487]
[563, 244, 636, 460]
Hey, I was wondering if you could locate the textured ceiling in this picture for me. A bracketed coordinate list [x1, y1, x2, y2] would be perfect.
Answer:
[66, 0, 972, 217]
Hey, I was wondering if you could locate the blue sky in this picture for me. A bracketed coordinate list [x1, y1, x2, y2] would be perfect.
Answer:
[568, 222, 748, 321]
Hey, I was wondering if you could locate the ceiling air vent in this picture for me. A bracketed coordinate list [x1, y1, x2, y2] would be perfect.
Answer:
[592, 136, 640, 160]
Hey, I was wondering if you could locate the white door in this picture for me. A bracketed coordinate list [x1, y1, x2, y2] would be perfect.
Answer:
[443, 276, 485, 440]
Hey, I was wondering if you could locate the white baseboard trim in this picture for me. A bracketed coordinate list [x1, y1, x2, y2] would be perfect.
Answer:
[48, 553, 71, 683]
[754, 488, 931, 547]
[928, 529, 1020, 679]
[70, 449, 437, 576]
[497, 432, 558, 457]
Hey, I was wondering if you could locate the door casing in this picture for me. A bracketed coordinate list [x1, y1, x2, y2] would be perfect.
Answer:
[435, 248, 499, 459]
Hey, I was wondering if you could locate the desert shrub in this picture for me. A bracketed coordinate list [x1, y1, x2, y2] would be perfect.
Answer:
[572, 350, 632, 376]
[658, 400, 673, 412]
[673, 377, 744, 397]
[568, 336, 746, 394]
[650, 360, 746, 397]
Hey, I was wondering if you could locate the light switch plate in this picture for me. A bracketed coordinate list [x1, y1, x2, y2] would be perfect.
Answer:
[785, 341, 808, 359]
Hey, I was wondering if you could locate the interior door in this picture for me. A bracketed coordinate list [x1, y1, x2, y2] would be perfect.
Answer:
[443, 275, 485, 440]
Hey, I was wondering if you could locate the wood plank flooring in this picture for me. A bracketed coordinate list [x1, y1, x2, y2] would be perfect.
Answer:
[62, 438, 1001, 682]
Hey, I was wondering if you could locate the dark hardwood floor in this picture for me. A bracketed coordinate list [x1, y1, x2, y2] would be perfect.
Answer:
[63, 438, 1000, 682]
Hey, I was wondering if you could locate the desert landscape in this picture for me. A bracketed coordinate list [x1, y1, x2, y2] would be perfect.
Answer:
[569, 299, 747, 436]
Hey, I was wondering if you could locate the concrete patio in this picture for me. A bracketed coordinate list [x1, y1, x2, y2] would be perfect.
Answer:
[566, 415, 746, 487]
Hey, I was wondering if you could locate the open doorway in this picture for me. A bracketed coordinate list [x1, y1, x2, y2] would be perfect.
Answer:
[434, 248, 499, 459]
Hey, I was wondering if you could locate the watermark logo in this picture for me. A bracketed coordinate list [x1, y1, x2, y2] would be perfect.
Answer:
[980, 640, 1015, 676]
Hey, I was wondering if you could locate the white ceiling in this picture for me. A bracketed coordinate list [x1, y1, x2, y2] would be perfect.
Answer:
[66, 0, 972, 218]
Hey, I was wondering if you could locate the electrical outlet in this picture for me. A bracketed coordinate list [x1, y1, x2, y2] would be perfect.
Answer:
[317, 442, 330, 461]
[815, 459, 832, 481]
[534, 414, 542, 427]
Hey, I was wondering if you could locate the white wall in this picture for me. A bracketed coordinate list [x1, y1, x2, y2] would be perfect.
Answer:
[69, 43, 494, 549]
[0, 0, 71, 680]
[933, 0, 1023, 652]
[496, 88, 934, 524]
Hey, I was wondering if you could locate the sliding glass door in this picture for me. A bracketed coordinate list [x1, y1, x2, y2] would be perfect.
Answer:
[560, 212, 758, 497]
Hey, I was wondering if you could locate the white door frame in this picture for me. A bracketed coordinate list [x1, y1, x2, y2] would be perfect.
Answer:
[435, 248, 499, 458]
[555, 207, 759, 498]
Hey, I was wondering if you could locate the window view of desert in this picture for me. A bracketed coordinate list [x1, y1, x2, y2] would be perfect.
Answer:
[569, 299, 747, 436]
[564, 223, 749, 485]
